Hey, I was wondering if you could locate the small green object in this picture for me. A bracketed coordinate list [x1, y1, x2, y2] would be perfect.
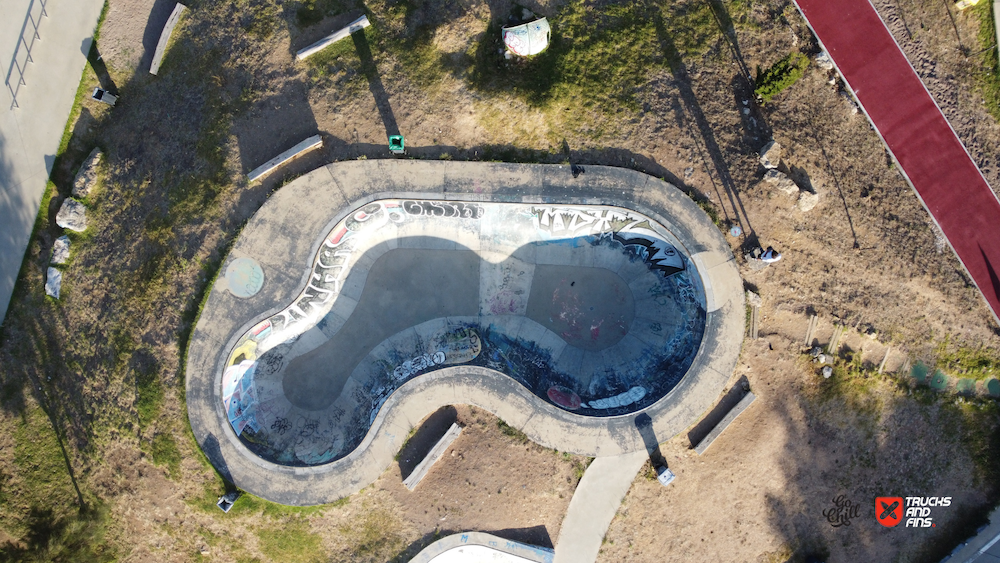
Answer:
[957, 378, 976, 395]
[930, 370, 948, 391]
[987, 378, 1000, 397]
[910, 361, 929, 383]
[389, 135, 404, 154]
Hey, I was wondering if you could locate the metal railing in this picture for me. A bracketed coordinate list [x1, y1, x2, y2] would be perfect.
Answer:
[5, 0, 49, 110]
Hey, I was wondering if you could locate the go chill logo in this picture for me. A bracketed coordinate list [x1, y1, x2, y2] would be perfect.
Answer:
[875, 496, 951, 528]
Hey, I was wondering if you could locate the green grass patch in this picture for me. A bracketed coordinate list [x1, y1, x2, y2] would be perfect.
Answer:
[150, 432, 182, 478]
[754, 51, 809, 103]
[135, 363, 163, 430]
[0, 408, 116, 560]
[935, 337, 1000, 381]
[335, 506, 407, 562]
[469, 0, 667, 112]
[257, 519, 326, 563]
[973, 0, 1000, 121]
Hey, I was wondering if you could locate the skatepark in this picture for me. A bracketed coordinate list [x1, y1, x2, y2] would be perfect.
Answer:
[186, 160, 744, 505]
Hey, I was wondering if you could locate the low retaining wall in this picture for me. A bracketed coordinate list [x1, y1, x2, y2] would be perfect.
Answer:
[150, 3, 186, 75]
[403, 423, 462, 490]
[247, 135, 323, 183]
[694, 391, 756, 455]
[296, 15, 371, 60]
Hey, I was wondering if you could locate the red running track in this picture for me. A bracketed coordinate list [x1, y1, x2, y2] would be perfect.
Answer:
[794, 0, 1000, 324]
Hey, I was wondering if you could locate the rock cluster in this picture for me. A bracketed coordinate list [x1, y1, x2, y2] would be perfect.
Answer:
[815, 51, 834, 71]
[762, 169, 798, 195]
[758, 140, 820, 213]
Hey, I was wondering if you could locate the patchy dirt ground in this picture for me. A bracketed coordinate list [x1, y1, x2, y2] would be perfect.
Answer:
[3, 0, 1000, 561]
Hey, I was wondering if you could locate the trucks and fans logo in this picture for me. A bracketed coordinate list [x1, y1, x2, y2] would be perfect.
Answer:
[875, 496, 951, 528]
[875, 497, 903, 528]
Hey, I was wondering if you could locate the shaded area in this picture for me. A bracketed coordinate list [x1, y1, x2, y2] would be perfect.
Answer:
[653, 9, 757, 246]
[634, 412, 666, 469]
[397, 406, 458, 481]
[525, 264, 635, 352]
[353, 28, 399, 142]
[283, 246, 480, 411]
[686, 374, 749, 448]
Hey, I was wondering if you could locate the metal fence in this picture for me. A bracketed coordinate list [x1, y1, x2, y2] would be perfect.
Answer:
[5, 0, 49, 110]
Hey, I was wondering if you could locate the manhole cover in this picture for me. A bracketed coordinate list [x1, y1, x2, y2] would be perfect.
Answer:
[225, 257, 264, 298]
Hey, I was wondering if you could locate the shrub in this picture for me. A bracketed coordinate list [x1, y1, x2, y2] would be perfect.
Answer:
[754, 52, 809, 103]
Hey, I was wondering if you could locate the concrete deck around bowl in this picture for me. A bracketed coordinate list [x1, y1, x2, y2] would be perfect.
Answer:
[186, 161, 743, 505]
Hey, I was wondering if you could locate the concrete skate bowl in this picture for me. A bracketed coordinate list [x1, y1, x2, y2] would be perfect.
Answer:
[186, 161, 743, 505]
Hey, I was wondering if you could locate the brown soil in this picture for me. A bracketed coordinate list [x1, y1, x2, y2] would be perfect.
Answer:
[3, 0, 1000, 560]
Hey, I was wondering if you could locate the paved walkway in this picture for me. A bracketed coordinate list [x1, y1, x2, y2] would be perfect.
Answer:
[794, 0, 1000, 325]
[0, 0, 105, 324]
[186, 161, 744, 505]
[553, 450, 647, 563]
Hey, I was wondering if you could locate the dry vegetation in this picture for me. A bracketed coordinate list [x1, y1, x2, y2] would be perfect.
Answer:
[0, 0, 999, 560]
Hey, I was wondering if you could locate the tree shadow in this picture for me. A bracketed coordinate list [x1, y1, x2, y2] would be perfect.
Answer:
[814, 141, 861, 250]
[652, 10, 756, 242]
[353, 28, 400, 142]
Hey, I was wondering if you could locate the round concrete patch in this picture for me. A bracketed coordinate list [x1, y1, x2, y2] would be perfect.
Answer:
[225, 257, 264, 298]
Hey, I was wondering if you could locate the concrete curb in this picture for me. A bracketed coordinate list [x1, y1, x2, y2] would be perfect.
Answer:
[185, 161, 743, 505]
[295, 15, 370, 60]
[247, 135, 323, 182]
[149, 3, 186, 75]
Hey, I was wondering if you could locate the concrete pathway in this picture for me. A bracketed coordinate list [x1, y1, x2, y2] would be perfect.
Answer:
[553, 450, 647, 563]
[947, 504, 1000, 562]
[794, 0, 1000, 325]
[0, 0, 104, 324]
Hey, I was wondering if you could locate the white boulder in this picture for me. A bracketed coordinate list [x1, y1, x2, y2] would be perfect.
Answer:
[45, 268, 62, 299]
[56, 198, 87, 232]
[50, 236, 70, 265]
[759, 140, 782, 169]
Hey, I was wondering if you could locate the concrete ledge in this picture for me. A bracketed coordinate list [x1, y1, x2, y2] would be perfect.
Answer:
[186, 161, 744, 505]
[296, 15, 370, 60]
[409, 532, 554, 563]
[403, 422, 462, 490]
[247, 135, 323, 183]
[149, 3, 187, 75]
[694, 391, 756, 455]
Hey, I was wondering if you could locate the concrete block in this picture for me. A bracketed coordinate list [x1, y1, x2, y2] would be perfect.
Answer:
[296, 15, 371, 60]
[150, 4, 187, 75]
[694, 391, 756, 455]
[248, 135, 323, 183]
[403, 422, 462, 490]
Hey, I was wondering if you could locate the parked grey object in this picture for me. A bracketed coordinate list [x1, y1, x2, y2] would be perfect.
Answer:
[91, 87, 116, 106]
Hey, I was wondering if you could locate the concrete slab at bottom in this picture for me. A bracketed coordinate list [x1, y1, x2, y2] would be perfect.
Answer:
[553, 450, 647, 563]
